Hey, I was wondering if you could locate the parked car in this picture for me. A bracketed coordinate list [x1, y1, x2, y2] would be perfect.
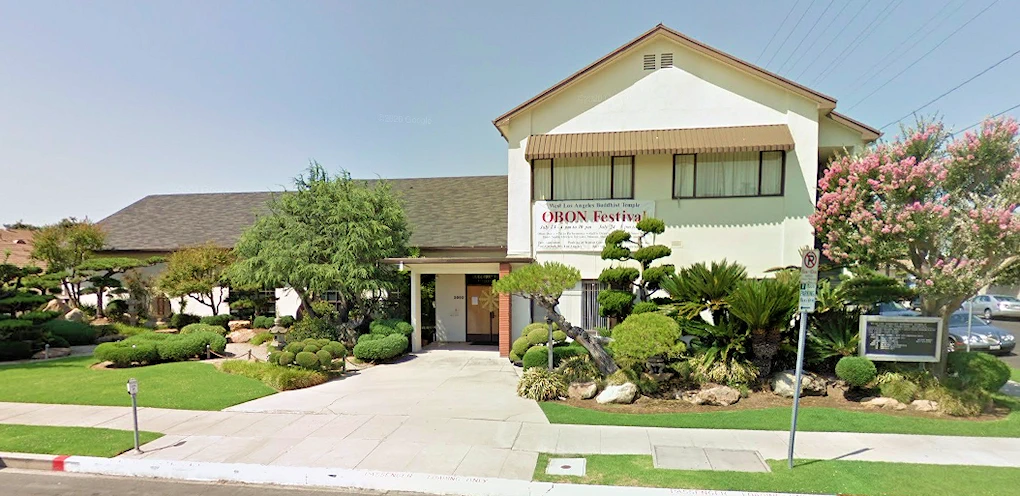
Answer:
[876, 301, 920, 316]
[962, 294, 1020, 320]
[947, 312, 1016, 355]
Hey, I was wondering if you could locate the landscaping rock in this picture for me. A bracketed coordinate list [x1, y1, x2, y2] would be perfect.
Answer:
[227, 328, 257, 344]
[43, 299, 71, 315]
[64, 308, 85, 323]
[689, 385, 740, 406]
[862, 397, 907, 410]
[911, 399, 939, 412]
[31, 347, 71, 360]
[91, 317, 111, 326]
[153, 328, 180, 334]
[228, 320, 252, 332]
[596, 382, 639, 404]
[568, 381, 598, 400]
[771, 369, 827, 398]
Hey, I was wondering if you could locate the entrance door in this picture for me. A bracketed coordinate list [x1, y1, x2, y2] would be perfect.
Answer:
[466, 275, 499, 345]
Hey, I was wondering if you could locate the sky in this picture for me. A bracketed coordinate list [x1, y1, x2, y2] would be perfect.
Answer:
[2, 0, 1019, 226]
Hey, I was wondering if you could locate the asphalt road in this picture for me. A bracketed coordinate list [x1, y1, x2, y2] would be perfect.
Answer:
[989, 317, 1020, 370]
[0, 469, 430, 496]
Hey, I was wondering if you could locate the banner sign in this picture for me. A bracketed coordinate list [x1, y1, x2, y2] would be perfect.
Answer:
[533, 200, 656, 252]
[859, 316, 943, 363]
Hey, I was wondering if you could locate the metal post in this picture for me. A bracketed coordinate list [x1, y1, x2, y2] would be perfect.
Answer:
[966, 299, 974, 353]
[546, 316, 554, 370]
[206, 344, 211, 360]
[787, 311, 808, 469]
[127, 378, 140, 453]
[44, 343, 50, 359]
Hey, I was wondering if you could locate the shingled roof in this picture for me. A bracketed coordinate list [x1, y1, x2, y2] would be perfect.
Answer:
[98, 175, 508, 252]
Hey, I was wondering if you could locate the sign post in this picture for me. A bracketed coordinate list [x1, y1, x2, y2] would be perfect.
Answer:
[788, 248, 819, 469]
[127, 378, 140, 453]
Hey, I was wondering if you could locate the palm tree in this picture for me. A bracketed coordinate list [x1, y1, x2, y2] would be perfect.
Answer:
[660, 260, 747, 320]
[725, 277, 798, 377]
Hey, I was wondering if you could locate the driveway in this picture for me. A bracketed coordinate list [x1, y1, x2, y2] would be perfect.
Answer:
[226, 344, 545, 423]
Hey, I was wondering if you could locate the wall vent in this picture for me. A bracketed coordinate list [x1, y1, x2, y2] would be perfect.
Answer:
[660, 53, 673, 68]
[643, 54, 656, 70]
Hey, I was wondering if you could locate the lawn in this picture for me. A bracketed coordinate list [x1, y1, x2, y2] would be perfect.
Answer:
[534, 454, 1020, 496]
[0, 424, 162, 457]
[1011, 367, 1020, 383]
[541, 395, 1020, 437]
[0, 356, 275, 410]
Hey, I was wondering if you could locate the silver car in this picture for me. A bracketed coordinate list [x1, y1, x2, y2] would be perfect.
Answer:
[947, 312, 1017, 355]
[962, 294, 1020, 320]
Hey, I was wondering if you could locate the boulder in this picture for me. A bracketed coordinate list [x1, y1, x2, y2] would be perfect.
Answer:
[228, 320, 252, 332]
[596, 383, 639, 404]
[42, 299, 71, 315]
[227, 328, 257, 344]
[64, 308, 85, 323]
[911, 399, 939, 412]
[32, 347, 72, 360]
[689, 385, 741, 406]
[568, 381, 598, 400]
[862, 397, 907, 410]
[771, 370, 827, 398]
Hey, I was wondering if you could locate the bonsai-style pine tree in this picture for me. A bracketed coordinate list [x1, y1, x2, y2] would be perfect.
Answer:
[30, 218, 105, 308]
[78, 256, 162, 318]
[158, 243, 236, 316]
[597, 217, 673, 323]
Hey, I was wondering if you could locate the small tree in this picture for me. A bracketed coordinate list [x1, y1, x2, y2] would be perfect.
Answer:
[811, 117, 1020, 374]
[158, 244, 235, 316]
[597, 218, 673, 323]
[78, 257, 162, 318]
[30, 218, 105, 307]
[492, 262, 619, 376]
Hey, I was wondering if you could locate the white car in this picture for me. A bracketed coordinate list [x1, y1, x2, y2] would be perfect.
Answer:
[962, 294, 1020, 320]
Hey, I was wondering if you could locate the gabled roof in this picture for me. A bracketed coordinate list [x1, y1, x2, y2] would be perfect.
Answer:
[828, 111, 881, 142]
[98, 176, 509, 252]
[493, 24, 877, 141]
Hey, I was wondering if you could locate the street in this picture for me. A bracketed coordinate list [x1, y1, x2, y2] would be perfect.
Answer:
[0, 469, 429, 496]
[990, 318, 1020, 370]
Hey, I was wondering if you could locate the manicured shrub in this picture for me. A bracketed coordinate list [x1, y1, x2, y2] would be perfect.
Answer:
[316, 349, 333, 367]
[516, 367, 567, 401]
[556, 355, 601, 384]
[357, 333, 384, 344]
[94, 341, 159, 367]
[105, 299, 129, 320]
[511, 336, 531, 358]
[0, 341, 32, 361]
[199, 314, 234, 330]
[948, 351, 1011, 392]
[631, 301, 659, 314]
[553, 343, 588, 364]
[169, 313, 200, 330]
[527, 327, 550, 346]
[19, 310, 61, 325]
[220, 360, 328, 390]
[835, 356, 877, 387]
[879, 378, 919, 404]
[287, 316, 337, 341]
[252, 316, 275, 329]
[279, 315, 296, 328]
[250, 332, 274, 346]
[44, 334, 71, 349]
[522, 345, 550, 370]
[105, 323, 152, 337]
[303, 344, 320, 354]
[155, 331, 225, 362]
[321, 341, 347, 358]
[370, 319, 413, 337]
[352, 333, 407, 361]
[40, 320, 96, 345]
[284, 342, 305, 354]
[552, 330, 567, 343]
[181, 323, 227, 336]
[295, 351, 320, 369]
[277, 351, 295, 366]
[609, 313, 684, 370]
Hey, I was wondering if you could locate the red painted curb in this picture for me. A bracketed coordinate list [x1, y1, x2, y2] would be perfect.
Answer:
[52, 455, 70, 471]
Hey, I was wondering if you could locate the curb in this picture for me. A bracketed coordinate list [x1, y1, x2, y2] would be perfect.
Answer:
[0, 452, 831, 496]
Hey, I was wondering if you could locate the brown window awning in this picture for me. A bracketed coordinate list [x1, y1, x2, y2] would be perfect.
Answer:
[525, 124, 795, 160]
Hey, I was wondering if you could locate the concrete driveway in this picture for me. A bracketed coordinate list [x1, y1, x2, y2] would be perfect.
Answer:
[226, 344, 546, 423]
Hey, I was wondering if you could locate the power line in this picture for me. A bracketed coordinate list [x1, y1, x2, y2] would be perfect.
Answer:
[775, 0, 836, 74]
[782, 0, 852, 76]
[810, 0, 904, 86]
[756, 0, 803, 63]
[879, 47, 1020, 130]
[952, 103, 1020, 136]
[792, 0, 872, 80]
[844, 0, 1000, 111]
[764, 0, 814, 68]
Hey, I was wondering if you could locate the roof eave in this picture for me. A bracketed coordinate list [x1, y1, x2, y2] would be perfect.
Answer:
[829, 111, 882, 142]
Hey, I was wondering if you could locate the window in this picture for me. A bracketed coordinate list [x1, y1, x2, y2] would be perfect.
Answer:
[581, 280, 609, 330]
[673, 150, 785, 198]
[532, 156, 634, 201]
[259, 289, 277, 317]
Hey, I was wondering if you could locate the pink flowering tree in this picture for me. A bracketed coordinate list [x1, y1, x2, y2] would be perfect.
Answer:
[811, 117, 1020, 373]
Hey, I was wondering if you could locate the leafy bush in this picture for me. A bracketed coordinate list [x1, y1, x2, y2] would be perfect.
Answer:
[556, 355, 601, 384]
[879, 378, 919, 404]
[920, 385, 992, 416]
[287, 316, 337, 341]
[948, 351, 1011, 392]
[44, 334, 71, 348]
[199, 314, 234, 330]
[180, 323, 227, 336]
[0, 341, 32, 361]
[250, 332, 274, 346]
[252, 316, 275, 329]
[19, 311, 61, 325]
[94, 341, 160, 367]
[807, 310, 860, 370]
[284, 342, 305, 354]
[352, 333, 407, 361]
[155, 331, 226, 362]
[523, 345, 550, 370]
[273, 338, 345, 370]
[279, 315, 296, 328]
[40, 320, 96, 345]
[316, 349, 333, 367]
[220, 360, 327, 390]
[516, 367, 567, 401]
[277, 351, 295, 366]
[295, 351, 319, 369]
[104, 323, 152, 337]
[597, 289, 634, 319]
[526, 326, 551, 346]
[835, 356, 877, 387]
[631, 301, 658, 314]
[169, 313, 200, 330]
[370, 319, 413, 337]
[554, 343, 589, 363]
[105, 299, 129, 321]
[303, 344, 320, 354]
[609, 313, 685, 370]
[511, 336, 531, 358]
[552, 330, 567, 342]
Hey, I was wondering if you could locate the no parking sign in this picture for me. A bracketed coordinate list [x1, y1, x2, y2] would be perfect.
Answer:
[798, 249, 819, 313]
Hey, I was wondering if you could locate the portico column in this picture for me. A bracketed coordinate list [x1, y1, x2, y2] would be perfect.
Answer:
[498, 263, 512, 357]
[411, 269, 422, 352]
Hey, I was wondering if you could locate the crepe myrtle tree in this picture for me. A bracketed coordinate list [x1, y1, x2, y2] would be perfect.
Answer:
[158, 243, 235, 316]
[597, 217, 673, 322]
[811, 117, 1020, 374]
[492, 261, 619, 376]
[229, 162, 411, 344]
[77, 256, 163, 318]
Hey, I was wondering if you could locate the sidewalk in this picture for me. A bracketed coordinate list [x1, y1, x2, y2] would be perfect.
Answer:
[3, 401, 1020, 477]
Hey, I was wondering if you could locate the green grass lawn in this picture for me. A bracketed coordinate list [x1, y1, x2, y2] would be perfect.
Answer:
[0, 424, 162, 457]
[1011, 368, 1020, 383]
[0, 356, 275, 410]
[535, 454, 1020, 496]
[541, 394, 1020, 437]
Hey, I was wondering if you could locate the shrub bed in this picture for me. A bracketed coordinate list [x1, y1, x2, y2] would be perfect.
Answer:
[522, 343, 589, 370]
[510, 322, 565, 362]
[181, 323, 228, 336]
[269, 338, 346, 370]
[353, 333, 407, 362]
[370, 319, 413, 338]
[948, 351, 1010, 392]
[40, 320, 96, 346]
[93, 331, 226, 367]
[219, 360, 328, 390]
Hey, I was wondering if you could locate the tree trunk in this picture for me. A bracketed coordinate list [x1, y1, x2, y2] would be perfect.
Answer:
[95, 286, 106, 317]
[538, 299, 618, 376]
[204, 292, 219, 316]
[935, 295, 968, 377]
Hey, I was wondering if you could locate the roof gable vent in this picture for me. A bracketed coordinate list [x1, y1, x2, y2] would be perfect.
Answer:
[660, 53, 673, 68]
[643, 54, 656, 70]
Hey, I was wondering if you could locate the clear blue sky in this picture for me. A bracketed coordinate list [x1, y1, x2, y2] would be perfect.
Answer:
[3, 0, 1018, 225]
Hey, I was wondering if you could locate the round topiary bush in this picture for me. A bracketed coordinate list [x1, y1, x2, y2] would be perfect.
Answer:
[552, 330, 567, 343]
[948, 351, 1011, 392]
[279, 316, 296, 328]
[284, 342, 305, 354]
[321, 341, 347, 359]
[316, 349, 334, 368]
[835, 356, 877, 387]
[609, 313, 684, 370]
[527, 328, 550, 346]
[522, 345, 550, 370]
[169, 313, 200, 330]
[278, 351, 295, 366]
[511, 336, 531, 358]
[553, 343, 589, 364]
[181, 323, 227, 336]
[295, 351, 320, 369]
[352, 333, 408, 361]
[155, 334, 206, 362]
[303, 344, 320, 354]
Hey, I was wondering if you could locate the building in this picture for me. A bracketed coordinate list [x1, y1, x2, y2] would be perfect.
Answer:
[97, 24, 879, 357]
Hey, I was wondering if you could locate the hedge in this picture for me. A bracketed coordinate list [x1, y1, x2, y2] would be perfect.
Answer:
[220, 360, 328, 390]
[522, 343, 589, 370]
[169, 313, 200, 330]
[353, 333, 407, 361]
[94, 341, 160, 367]
[369, 319, 413, 337]
[0, 341, 33, 361]
[93, 331, 226, 367]
[181, 323, 228, 336]
[40, 320, 97, 345]
[252, 316, 275, 329]
[199, 314, 234, 330]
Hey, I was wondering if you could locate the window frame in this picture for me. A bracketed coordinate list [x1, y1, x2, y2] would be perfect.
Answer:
[531, 155, 636, 201]
[672, 150, 786, 199]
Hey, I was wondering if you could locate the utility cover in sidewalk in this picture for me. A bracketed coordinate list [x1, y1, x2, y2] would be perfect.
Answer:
[653, 446, 769, 472]
[546, 457, 586, 476]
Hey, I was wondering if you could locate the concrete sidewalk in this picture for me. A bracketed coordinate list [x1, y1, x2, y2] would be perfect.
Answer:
[4, 401, 1020, 477]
